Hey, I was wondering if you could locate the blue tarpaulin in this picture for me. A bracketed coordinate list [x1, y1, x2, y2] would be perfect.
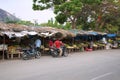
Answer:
[107, 34, 116, 38]
[88, 32, 98, 35]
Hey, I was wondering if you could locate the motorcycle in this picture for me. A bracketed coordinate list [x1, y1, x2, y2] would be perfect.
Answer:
[61, 46, 69, 57]
[22, 45, 41, 60]
[50, 46, 68, 57]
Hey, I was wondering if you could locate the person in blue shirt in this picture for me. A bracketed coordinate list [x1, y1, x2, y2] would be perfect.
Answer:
[35, 38, 41, 51]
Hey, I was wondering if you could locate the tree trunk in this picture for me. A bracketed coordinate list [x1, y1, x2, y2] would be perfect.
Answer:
[71, 21, 76, 29]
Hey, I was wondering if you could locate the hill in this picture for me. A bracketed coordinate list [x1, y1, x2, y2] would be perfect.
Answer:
[0, 8, 20, 22]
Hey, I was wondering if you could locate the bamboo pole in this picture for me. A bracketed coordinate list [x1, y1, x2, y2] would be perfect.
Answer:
[2, 35, 5, 60]
[42, 37, 45, 54]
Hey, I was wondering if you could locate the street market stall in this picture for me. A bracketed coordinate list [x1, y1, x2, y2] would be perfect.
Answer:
[0, 22, 75, 59]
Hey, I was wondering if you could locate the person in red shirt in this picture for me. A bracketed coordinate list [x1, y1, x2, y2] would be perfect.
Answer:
[49, 40, 54, 48]
[54, 39, 63, 56]
[54, 39, 61, 49]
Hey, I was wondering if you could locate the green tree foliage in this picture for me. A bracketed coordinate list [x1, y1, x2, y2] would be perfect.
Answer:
[106, 24, 119, 33]
[54, 0, 83, 29]
[17, 20, 35, 26]
[33, 0, 120, 34]
[77, 0, 120, 33]
[33, 0, 102, 29]
[33, 0, 67, 10]
[81, 0, 102, 4]
[40, 19, 71, 30]
[94, 0, 120, 33]
[5, 17, 36, 26]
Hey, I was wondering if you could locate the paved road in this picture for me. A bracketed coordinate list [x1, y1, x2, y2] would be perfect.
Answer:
[0, 49, 120, 80]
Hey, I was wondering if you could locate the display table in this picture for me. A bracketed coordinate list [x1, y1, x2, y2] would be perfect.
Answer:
[7, 46, 23, 59]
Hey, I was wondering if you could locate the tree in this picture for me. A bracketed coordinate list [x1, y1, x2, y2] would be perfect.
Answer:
[94, 0, 120, 33]
[40, 19, 71, 30]
[54, 0, 83, 29]
[33, 0, 102, 29]
[17, 20, 34, 26]
[76, 0, 120, 33]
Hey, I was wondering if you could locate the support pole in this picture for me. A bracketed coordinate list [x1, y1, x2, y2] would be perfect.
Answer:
[43, 37, 45, 54]
[2, 35, 5, 60]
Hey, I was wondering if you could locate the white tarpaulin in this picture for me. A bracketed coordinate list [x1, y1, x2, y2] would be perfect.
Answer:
[14, 32, 27, 37]
[21, 31, 37, 35]
[1, 31, 38, 38]
[1, 31, 15, 38]
[40, 31, 58, 37]
[1, 31, 27, 38]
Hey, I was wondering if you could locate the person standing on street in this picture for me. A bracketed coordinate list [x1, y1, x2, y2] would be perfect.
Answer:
[35, 38, 41, 51]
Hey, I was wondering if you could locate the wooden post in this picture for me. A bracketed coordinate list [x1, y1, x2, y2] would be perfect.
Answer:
[2, 35, 5, 60]
[43, 37, 45, 54]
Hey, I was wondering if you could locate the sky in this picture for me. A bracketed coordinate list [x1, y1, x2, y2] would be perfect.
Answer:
[0, 0, 55, 24]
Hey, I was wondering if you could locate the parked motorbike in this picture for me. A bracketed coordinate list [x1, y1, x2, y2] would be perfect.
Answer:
[50, 48, 59, 57]
[50, 46, 68, 57]
[61, 46, 69, 57]
[22, 45, 41, 60]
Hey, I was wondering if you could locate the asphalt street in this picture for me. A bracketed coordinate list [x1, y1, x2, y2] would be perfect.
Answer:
[0, 49, 120, 80]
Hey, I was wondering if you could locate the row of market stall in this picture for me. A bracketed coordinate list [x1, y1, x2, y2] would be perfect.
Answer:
[0, 22, 117, 60]
[0, 22, 108, 39]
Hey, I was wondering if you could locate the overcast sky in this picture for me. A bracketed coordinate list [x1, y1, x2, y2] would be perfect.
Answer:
[0, 0, 55, 23]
